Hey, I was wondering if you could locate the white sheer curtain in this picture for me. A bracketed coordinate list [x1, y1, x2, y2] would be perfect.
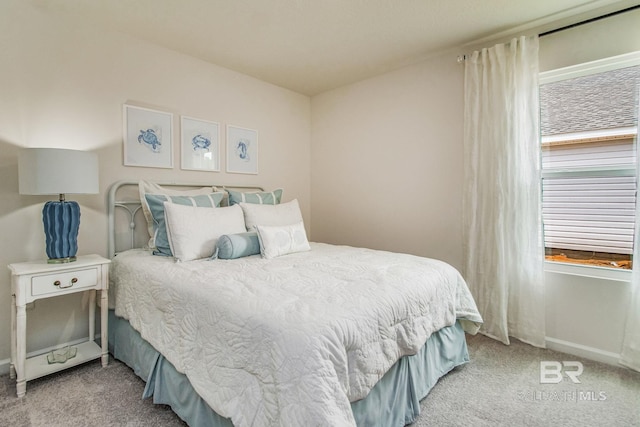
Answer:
[620, 127, 640, 372]
[463, 36, 546, 347]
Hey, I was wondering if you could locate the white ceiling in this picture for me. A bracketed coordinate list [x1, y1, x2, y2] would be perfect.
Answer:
[38, 0, 635, 95]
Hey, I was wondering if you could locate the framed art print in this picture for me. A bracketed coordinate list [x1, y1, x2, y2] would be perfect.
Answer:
[123, 104, 173, 168]
[226, 125, 258, 174]
[181, 116, 220, 171]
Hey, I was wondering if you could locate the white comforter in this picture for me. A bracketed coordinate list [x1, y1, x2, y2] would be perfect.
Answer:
[111, 243, 482, 427]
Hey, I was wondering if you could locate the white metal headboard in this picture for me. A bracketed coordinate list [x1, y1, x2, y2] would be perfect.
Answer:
[107, 180, 264, 258]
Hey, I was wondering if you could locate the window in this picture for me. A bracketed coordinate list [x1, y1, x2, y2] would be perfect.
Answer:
[540, 53, 640, 270]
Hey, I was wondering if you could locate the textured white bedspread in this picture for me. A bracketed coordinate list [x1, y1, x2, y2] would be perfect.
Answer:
[111, 243, 482, 427]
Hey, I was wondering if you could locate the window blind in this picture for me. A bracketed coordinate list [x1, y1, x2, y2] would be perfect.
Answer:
[542, 139, 636, 255]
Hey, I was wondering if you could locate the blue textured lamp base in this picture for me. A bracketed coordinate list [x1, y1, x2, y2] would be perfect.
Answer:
[42, 200, 80, 263]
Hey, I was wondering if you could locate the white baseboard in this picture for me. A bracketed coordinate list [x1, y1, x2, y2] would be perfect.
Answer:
[545, 337, 622, 366]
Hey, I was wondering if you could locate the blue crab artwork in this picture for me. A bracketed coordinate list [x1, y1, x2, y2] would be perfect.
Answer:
[138, 128, 161, 153]
[191, 134, 211, 151]
[236, 139, 250, 161]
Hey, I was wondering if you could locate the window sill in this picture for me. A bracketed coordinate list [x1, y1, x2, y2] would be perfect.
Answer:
[544, 261, 631, 283]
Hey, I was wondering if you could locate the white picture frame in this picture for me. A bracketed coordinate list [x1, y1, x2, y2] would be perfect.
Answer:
[226, 125, 258, 174]
[123, 104, 173, 168]
[180, 116, 220, 171]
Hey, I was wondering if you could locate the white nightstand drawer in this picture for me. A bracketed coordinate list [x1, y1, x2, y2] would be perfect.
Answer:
[31, 267, 98, 297]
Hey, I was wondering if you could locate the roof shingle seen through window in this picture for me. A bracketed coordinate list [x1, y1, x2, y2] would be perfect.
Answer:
[540, 65, 640, 136]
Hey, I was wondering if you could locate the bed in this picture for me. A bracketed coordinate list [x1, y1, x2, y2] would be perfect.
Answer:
[107, 180, 482, 427]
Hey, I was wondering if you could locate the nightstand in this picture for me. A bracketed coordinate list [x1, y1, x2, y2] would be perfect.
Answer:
[8, 254, 111, 397]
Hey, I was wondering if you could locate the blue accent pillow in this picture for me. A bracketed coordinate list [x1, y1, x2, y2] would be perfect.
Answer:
[215, 232, 261, 259]
[227, 189, 283, 205]
[145, 193, 225, 256]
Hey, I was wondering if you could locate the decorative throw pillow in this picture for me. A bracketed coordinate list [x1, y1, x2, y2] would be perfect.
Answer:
[164, 203, 246, 262]
[255, 221, 311, 259]
[227, 188, 283, 205]
[144, 192, 226, 257]
[215, 232, 261, 259]
[139, 180, 216, 248]
[239, 199, 303, 231]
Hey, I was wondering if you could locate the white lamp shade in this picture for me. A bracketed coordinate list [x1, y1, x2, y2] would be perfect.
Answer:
[18, 148, 99, 195]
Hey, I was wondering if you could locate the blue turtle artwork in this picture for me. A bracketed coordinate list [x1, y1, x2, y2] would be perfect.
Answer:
[236, 139, 250, 161]
[138, 128, 161, 153]
[191, 134, 211, 151]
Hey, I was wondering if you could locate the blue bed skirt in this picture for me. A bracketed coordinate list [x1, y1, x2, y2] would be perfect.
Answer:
[108, 311, 469, 427]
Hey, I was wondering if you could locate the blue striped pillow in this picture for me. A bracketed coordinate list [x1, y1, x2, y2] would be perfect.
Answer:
[227, 189, 283, 205]
[145, 193, 225, 256]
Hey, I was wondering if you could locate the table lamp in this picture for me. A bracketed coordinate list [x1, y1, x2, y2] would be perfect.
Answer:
[18, 148, 99, 263]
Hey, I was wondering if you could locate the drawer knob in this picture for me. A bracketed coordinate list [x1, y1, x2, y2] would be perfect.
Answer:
[54, 278, 78, 289]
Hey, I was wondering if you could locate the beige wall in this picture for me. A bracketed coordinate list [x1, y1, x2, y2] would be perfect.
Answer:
[311, 8, 640, 364]
[0, 1, 310, 368]
[539, 7, 640, 72]
[311, 53, 465, 269]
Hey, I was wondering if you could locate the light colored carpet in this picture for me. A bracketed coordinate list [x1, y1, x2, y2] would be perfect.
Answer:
[0, 357, 185, 427]
[418, 334, 640, 427]
[1, 334, 638, 426]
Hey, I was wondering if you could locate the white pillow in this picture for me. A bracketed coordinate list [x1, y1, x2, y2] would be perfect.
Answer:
[139, 180, 217, 248]
[164, 203, 246, 262]
[239, 199, 303, 231]
[255, 221, 311, 259]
